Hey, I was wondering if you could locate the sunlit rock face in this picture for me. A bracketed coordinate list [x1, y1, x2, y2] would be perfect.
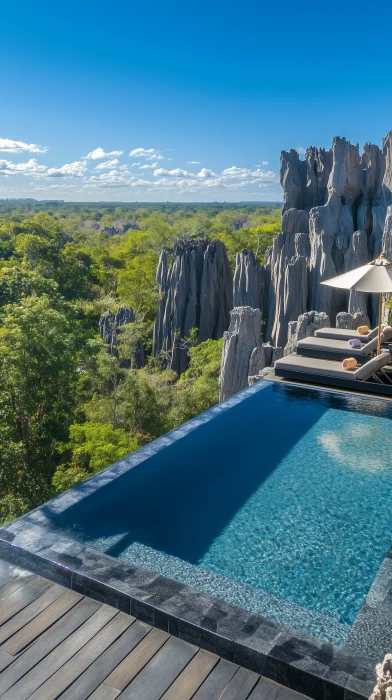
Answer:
[152, 239, 233, 375]
[219, 307, 282, 400]
[153, 132, 392, 367]
[265, 131, 392, 345]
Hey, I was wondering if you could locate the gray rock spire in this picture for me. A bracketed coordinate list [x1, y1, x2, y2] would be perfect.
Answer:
[152, 239, 233, 374]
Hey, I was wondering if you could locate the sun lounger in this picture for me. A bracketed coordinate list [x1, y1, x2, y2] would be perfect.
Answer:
[314, 326, 379, 342]
[297, 326, 392, 361]
[274, 351, 392, 396]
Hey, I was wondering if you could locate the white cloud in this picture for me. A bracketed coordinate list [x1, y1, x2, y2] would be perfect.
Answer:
[188, 160, 201, 164]
[95, 158, 120, 170]
[0, 138, 47, 154]
[129, 147, 164, 161]
[85, 147, 123, 160]
[47, 160, 88, 178]
[0, 158, 47, 175]
[153, 168, 193, 178]
[138, 162, 158, 169]
[221, 166, 276, 182]
[262, 160, 269, 165]
[295, 147, 306, 155]
[85, 170, 136, 187]
[197, 168, 216, 178]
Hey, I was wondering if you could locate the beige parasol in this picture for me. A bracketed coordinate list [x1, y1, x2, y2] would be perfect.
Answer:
[321, 252, 392, 355]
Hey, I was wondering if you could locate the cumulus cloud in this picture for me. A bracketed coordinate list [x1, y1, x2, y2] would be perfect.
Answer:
[0, 158, 47, 175]
[188, 160, 201, 164]
[95, 158, 120, 170]
[295, 147, 306, 155]
[0, 138, 48, 154]
[153, 168, 193, 178]
[138, 162, 158, 169]
[47, 161, 88, 178]
[129, 147, 164, 161]
[85, 147, 123, 160]
[221, 166, 276, 181]
[85, 170, 136, 187]
[197, 168, 216, 178]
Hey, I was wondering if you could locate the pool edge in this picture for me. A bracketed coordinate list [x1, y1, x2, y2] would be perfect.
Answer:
[0, 533, 376, 700]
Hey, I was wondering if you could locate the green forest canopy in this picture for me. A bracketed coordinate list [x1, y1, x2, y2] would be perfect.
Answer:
[0, 201, 281, 525]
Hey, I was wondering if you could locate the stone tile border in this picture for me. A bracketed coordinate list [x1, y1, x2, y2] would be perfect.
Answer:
[1, 379, 392, 700]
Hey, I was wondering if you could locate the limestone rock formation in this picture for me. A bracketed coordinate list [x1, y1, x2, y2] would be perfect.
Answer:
[152, 132, 392, 368]
[233, 249, 265, 310]
[344, 231, 370, 324]
[219, 307, 262, 401]
[219, 307, 282, 401]
[265, 231, 309, 347]
[335, 311, 368, 330]
[369, 654, 392, 700]
[284, 311, 330, 355]
[99, 307, 145, 368]
[153, 239, 233, 375]
[266, 131, 392, 346]
[248, 366, 275, 385]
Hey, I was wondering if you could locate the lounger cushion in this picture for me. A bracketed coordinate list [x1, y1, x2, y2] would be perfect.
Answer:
[315, 327, 370, 341]
[275, 355, 358, 379]
[354, 351, 391, 380]
[275, 351, 391, 381]
[314, 326, 381, 342]
[297, 337, 370, 355]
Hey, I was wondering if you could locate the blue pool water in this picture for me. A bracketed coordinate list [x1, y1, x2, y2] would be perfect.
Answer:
[53, 383, 392, 644]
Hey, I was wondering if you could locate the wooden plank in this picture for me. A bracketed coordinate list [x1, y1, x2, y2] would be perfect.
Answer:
[192, 658, 240, 700]
[0, 580, 24, 601]
[0, 649, 15, 675]
[27, 611, 134, 700]
[0, 598, 100, 695]
[219, 668, 260, 700]
[3, 588, 82, 655]
[0, 578, 51, 626]
[119, 636, 198, 700]
[0, 604, 119, 700]
[248, 678, 281, 699]
[59, 620, 150, 700]
[161, 648, 219, 700]
[0, 583, 64, 645]
[0, 562, 29, 590]
[104, 628, 169, 691]
[89, 686, 120, 700]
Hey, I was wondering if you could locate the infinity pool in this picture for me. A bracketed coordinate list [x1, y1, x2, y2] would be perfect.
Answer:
[51, 382, 392, 644]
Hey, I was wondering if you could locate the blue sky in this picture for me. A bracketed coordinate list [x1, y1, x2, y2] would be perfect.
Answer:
[1, 0, 392, 202]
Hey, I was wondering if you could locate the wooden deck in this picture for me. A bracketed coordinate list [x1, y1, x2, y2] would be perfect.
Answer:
[0, 561, 309, 700]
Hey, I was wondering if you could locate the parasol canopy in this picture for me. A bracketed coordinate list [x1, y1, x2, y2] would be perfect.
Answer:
[321, 253, 392, 355]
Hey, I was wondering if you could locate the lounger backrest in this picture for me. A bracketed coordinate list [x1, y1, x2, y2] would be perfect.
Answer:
[361, 336, 378, 354]
[354, 352, 391, 380]
[367, 327, 379, 340]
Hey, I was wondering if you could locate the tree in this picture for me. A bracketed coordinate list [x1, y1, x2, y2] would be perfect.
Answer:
[0, 295, 82, 504]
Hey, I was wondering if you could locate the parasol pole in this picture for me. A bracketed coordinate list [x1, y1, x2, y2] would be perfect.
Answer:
[378, 292, 383, 356]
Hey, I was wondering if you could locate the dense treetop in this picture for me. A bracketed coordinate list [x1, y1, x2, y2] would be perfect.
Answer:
[0, 202, 281, 524]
